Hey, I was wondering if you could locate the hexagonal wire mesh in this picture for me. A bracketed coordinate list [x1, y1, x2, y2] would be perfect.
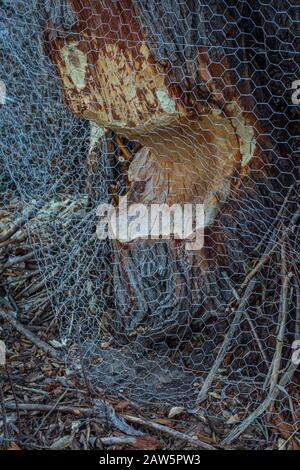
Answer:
[0, 0, 299, 448]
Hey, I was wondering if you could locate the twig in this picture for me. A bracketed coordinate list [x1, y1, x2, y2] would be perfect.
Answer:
[239, 209, 299, 294]
[93, 435, 143, 446]
[32, 389, 68, 438]
[76, 322, 95, 396]
[254, 185, 294, 254]
[270, 243, 291, 390]
[0, 244, 53, 275]
[196, 278, 257, 404]
[2, 285, 19, 314]
[0, 309, 62, 359]
[221, 271, 269, 364]
[244, 311, 269, 365]
[3, 402, 215, 449]
[123, 414, 216, 450]
[0, 251, 36, 272]
[28, 299, 51, 325]
[4, 403, 95, 415]
[14, 266, 56, 301]
[292, 261, 300, 339]
[5, 365, 21, 436]
[15, 277, 45, 299]
[4, 269, 40, 286]
[0, 214, 32, 244]
[239, 245, 277, 292]
[222, 362, 297, 445]
[0, 232, 28, 249]
[0, 192, 58, 245]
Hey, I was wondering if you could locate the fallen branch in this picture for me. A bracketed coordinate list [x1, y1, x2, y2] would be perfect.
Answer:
[254, 185, 294, 254]
[32, 390, 69, 439]
[270, 243, 291, 390]
[0, 190, 59, 245]
[3, 402, 215, 449]
[196, 278, 257, 404]
[0, 251, 36, 272]
[239, 209, 299, 293]
[0, 214, 31, 245]
[93, 435, 143, 446]
[0, 309, 62, 359]
[3, 269, 40, 286]
[4, 402, 94, 414]
[124, 414, 216, 450]
[93, 400, 144, 437]
[222, 362, 297, 445]
[221, 271, 269, 365]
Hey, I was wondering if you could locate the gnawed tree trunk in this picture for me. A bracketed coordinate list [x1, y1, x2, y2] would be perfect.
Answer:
[43, 1, 298, 346]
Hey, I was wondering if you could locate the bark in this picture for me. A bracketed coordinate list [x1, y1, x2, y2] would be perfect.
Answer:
[43, 1, 299, 345]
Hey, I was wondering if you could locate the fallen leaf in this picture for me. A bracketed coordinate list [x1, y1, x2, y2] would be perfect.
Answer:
[168, 406, 184, 419]
[133, 436, 162, 450]
[115, 400, 129, 412]
[278, 438, 286, 450]
[50, 435, 73, 450]
[49, 338, 67, 349]
[153, 418, 173, 426]
[272, 415, 294, 439]
[226, 414, 239, 425]
[7, 442, 21, 451]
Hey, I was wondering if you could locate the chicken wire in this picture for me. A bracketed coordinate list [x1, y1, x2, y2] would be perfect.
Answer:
[0, 0, 299, 448]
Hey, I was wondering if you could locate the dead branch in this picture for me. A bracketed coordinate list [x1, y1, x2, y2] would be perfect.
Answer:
[4, 401, 215, 449]
[0, 251, 36, 272]
[221, 271, 269, 365]
[222, 362, 298, 445]
[196, 277, 257, 404]
[0, 200, 47, 244]
[123, 414, 216, 450]
[239, 209, 299, 293]
[92, 435, 143, 446]
[4, 402, 94, 414]
[270, 243, 291, 390]
[0, 309, 62, 359]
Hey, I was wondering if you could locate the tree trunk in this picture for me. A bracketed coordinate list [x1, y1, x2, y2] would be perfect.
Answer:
[43, 1, 299, 346]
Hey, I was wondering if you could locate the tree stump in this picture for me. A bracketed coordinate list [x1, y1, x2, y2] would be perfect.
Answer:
[44, 1, 299, 345]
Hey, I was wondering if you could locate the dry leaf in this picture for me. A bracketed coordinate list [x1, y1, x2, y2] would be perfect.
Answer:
[153, 418, 173, 426]
[226, 414, 239, 425]
[115, 400, 129, 412]
[168, 406, 184, 419]
[272, 415, 294, 439]
[50, 435, 73, 450]
[133, 436, 162, 450]
[7, 442, 21, 451]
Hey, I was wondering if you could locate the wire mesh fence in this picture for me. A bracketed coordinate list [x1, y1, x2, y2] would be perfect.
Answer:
[0, 0, 299, 449]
